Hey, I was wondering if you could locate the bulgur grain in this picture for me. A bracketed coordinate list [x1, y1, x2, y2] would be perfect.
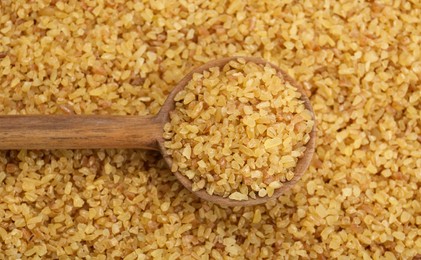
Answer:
[0, 0, 420, 259]
[164, 59, 314, 199]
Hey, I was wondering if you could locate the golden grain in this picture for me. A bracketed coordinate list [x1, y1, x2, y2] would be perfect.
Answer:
[164, 60, 313, 199]
[0, 0, 419, 258]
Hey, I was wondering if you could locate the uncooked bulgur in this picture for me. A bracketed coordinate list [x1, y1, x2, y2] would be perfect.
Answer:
[0, 0, 420, 259]
[163, 59, 314, 200]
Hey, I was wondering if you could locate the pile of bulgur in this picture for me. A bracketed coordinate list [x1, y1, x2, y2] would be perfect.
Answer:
[0, 0, 420, 259]
[164, 59, 314, 201]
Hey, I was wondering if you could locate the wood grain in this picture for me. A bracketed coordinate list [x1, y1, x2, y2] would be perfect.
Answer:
[0, 115, 162, 150]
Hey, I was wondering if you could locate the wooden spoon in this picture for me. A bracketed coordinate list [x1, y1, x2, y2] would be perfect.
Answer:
[0, 57, 316, 207]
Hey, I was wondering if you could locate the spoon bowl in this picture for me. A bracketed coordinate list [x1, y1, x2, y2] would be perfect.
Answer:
[0, 57, 316, 207]
[157, 57, 316, 207]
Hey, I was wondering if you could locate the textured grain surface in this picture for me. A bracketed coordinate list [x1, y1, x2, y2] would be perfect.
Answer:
[0, 0, 420, 258]
[163, 59, 314, 201]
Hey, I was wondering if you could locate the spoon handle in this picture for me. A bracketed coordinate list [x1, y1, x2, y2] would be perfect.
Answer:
[0, 115, 162, 150]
